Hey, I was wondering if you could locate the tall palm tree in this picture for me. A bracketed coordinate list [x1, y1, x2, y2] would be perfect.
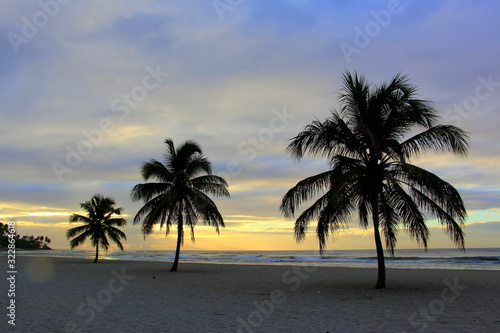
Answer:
[131, 138, 230, 272]
[280, 71, 469, 288]
[66, 194, 127, 263]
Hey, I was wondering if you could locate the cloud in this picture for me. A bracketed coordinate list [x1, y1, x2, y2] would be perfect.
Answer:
[466, 220, 500, 231]
[0, 0, 498, 251]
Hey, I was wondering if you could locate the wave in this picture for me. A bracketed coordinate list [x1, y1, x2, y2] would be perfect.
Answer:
[13, 248, 500, 270]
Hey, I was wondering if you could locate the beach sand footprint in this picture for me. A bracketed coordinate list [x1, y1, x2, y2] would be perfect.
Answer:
[25, 257, 55, 283]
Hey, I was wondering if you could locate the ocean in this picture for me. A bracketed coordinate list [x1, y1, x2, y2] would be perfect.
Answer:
[14, 247, 500, 271]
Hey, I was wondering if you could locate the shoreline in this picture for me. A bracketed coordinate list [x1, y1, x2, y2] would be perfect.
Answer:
[10, 247, 500, 272]
[14, 255, 500, 272]
[2, 256, 500, 332]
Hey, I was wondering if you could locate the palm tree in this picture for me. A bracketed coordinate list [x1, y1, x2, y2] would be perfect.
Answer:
[66, 194, 127, 263]
[280, 71, 469, 288]
[0, 223, 7, 237]
[131, 138, 230, 272]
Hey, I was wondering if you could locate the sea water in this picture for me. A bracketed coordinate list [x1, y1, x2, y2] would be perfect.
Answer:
[14, 248, 500, 271]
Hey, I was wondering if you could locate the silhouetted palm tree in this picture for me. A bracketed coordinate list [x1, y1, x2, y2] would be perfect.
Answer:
[66, 194, 127, 263]
[280, 71, 469, 288]
[0, 223, 7, 237]
[131, 138, 230, 271]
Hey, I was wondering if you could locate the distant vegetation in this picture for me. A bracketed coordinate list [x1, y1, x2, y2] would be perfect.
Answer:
[0, 222, 52, 250]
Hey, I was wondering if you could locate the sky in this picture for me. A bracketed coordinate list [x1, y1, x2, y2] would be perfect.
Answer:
[0, 0, 499, 253]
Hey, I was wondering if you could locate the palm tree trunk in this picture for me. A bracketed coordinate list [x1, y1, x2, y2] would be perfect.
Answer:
[372, 197, 385, 289]
[171, 201, 183, 272]
[373, 221, 386, 288]
[94, 243, 99, 263]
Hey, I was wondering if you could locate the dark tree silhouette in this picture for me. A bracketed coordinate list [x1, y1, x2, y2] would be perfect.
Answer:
[280, 71, 469, 288]
[131, 138, 230, 271]
[66, 194, 127, 263]
[0, 223, 7, 237]
[0, 223, 52, 249]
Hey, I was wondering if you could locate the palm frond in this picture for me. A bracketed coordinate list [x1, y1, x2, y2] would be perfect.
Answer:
[134, 194, 173, 235]
[105, 226, 126, 250]
[394, 163, 467, 221]
[389, 182, 429, 249]
[314, 197, 352, 253]
[338, 71, 370, 122]
[286, 112, 364, 161]
[66, 224, 91, 239]
[69, 214, 92, 224]
[181, 200, 199, 241]
[280, 170, 332, 218]
[293, 194, 330, 241]
[191, 175, 230, 197]
[186, 154, 212, 178]
[164, 210, 176, 236]
[104, 217, 128, 228]
[68, 230, 92, 249]
[166, 139, 202, 173]
[303, 172, 360, 252]
[378, 187, 400, 255]
[140, 159, 172, 182]
[99, 233, 110, 251]
[400, 125, 470, 159]
[188, 189, 225, 233]
[131, 182, 172, 202]
[409, 186, 465, 249]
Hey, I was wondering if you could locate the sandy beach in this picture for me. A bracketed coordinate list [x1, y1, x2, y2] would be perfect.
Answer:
[2, 256, 499, 333]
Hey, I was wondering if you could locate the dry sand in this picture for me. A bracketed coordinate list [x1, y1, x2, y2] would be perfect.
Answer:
[1, 256, 499, 333]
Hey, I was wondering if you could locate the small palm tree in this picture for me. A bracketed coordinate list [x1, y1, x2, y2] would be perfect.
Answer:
[66, 194, 127, 263]
[280, 71, 469, 288]
[131, 138, 230, 272]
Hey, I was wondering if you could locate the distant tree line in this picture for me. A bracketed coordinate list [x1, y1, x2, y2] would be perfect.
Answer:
[0, 222, 52, 250]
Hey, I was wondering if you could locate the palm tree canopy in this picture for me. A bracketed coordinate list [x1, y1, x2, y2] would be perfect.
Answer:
[66, 194, 127, 251]
[131, 138, 230, 242]
[281, 71, 469, 254]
